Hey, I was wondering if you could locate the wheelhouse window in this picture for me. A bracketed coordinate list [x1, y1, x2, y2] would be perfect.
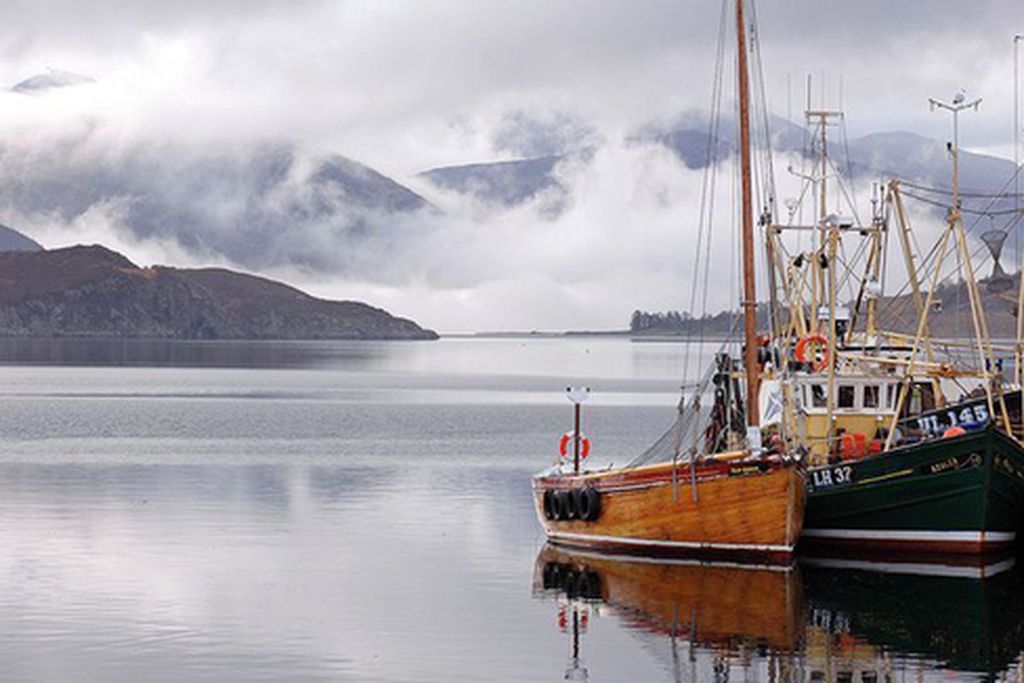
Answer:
[864, 385, 879, 409]
[811, 384, 827, 408]
[838, 385, 855, 409]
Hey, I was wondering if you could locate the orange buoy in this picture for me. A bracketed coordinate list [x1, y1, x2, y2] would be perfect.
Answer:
[852, 433, 867, 458]
[943, 426, 967, 438]
[794, 333, 830, 372]
[839, 433, 856, 460]
[559, 432, 591, 458]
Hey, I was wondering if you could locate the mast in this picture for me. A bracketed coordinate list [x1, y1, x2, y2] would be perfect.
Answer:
[736, 0, 759, 430]
[1015, 35, 1024, 392]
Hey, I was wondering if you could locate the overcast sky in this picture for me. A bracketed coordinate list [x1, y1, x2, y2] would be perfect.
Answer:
[0, 0, 1021, 331]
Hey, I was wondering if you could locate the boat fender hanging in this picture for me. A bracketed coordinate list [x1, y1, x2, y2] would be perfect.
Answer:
[557, 489, 578, 520]
[794, 333, 830, 372]
[542, 489, 557, 520]
[579, 487, 601, 522]
[559, 432, 591, 459]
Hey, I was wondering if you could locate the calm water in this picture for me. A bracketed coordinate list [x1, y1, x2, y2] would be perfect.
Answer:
[0, 337, 1020, 682]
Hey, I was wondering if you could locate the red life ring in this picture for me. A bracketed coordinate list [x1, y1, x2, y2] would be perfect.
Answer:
[559, 432, 591, 458]
[795, 333, 830, 372]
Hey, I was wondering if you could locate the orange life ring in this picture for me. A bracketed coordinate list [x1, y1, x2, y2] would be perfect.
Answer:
[559, 432, 590, 458]
[795, 333, 830, 372]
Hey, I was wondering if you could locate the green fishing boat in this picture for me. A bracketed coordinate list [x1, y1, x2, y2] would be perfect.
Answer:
[751, 87, 1024, 554]
[803, 424, 1024, 552]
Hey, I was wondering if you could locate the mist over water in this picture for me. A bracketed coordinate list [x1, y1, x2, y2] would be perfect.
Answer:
[0, 337, 1019, 681]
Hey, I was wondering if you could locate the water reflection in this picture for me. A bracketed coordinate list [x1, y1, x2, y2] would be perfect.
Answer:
[532, 544, 804, 681]
[801, 553, 1024, 680]
[532, 544, 1024, 681]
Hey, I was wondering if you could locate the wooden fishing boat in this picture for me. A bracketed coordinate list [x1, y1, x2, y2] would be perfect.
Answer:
[533, 458, 805, 560]
[532, 0, 806, 562]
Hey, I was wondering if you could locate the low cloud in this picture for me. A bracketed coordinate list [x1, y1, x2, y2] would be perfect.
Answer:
[0, 0, 1016, 331]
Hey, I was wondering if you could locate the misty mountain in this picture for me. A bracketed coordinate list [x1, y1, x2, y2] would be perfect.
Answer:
[425, 113, 1017, 216]
[418, 155, 570, 216]
[0, 224, 42, 252]
[631, 111, 806, 168]
[11, 69, 94, 94]
[644, 114, 1017, 197]
[846, 131, 1017, 193]
[0, 142, 431, 272]
[0, 244, 437, 340]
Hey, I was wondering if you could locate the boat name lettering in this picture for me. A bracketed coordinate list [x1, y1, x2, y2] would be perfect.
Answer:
[810, 465, 852, 489]
[728, 465, 762, 477]
[926, 452, 982, 475]
[910, 402, 989, 437]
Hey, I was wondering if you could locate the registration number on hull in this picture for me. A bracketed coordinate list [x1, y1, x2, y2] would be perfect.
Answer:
[809, 465, 853, 490]
[907, 403, 989, 438]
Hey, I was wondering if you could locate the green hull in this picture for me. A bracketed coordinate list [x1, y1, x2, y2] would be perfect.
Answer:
[804, 426, 1024, 553]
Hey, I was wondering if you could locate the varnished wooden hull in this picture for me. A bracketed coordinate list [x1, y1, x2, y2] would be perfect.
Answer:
[532, 460, 806, 561]
[532, 544, 804, 651]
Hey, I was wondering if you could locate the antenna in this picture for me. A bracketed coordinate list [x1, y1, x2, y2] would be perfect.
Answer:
[1015, 36, 1023, 225]
[928, 90, 982, 206]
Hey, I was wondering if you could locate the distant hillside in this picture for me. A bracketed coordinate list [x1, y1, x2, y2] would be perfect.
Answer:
[0, 224, 42, 252]
[876, 274, 1021, 339]
[0, 245, 437, 340]
[629, 274, 1023, 340]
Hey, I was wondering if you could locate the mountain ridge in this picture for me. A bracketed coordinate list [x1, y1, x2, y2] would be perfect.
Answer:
[0, 244, 437, 340]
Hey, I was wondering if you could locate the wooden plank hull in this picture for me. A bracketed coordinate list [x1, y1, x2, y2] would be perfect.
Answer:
[532, 544, 804, 652]
[804, 425, 1024, 554]
[533, 460, 806, 561]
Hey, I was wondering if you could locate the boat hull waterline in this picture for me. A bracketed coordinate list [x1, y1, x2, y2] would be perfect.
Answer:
[533, 461, 806, 562]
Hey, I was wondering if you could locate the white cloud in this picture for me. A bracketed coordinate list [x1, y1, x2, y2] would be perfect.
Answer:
[0, 0, 1018, 331]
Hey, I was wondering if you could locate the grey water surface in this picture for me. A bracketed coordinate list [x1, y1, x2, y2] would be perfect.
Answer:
[0, 337, 1019, 682]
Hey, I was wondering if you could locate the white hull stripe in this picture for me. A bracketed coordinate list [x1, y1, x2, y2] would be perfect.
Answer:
[800, 556, 1017, 579]
[548, 547, 794, 573]
[549, 531, 793, 554]
[802, 528, 1016, 543]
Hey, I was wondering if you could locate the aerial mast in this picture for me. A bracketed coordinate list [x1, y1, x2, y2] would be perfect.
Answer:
[736, 0, 759, 433]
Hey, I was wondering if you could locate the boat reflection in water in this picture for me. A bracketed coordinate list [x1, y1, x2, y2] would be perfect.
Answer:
[532, 544, 805, 681]
[801, 552, 1024, 681]
[532, 544, 1024, 681]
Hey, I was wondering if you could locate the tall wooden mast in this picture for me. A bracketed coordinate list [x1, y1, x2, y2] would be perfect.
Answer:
[736, 0, 759, 429]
